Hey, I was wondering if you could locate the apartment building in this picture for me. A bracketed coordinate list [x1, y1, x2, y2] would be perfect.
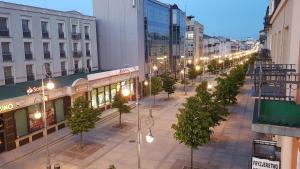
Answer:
[203, 35, 233, 59]
[0, 1, 98, 86]
[251, 0, 300, 168]
[185, 16, 204, 63]
[93, 0, 186, 78]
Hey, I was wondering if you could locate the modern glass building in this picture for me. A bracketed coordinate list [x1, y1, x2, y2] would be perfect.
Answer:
[144, 0, 185, 76]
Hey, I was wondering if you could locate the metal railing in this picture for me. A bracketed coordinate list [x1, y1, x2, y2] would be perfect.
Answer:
[60, 51, 66, 58]
[4, 76, 14, 85]
[0, 28, 9, 37]
[42, 31, 49, 38]
[58, 32, 64, 39]
[2, 52, 12, 62]
[23, 30, 31, 38]
[25, 51, 33, 60]
[44, 51, 51, 59]
[73, 51, 82, 58]
[71, 32, 81, 40]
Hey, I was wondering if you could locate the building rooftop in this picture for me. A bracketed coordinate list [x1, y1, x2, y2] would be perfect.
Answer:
[0, 1, 95, 20]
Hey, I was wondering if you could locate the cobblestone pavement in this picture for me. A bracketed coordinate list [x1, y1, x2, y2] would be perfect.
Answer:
[0, 78, 256, 169]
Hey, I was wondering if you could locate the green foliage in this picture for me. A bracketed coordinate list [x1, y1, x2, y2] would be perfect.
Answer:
[150, 76, 163, 96]
[207, 59, 220, 74]
[112, 91, 131, 126]
[67, 97, 101, 147]
[188, 66, 198, 81]
[196, 81, 229, 127]
[172, 96, 214, 149]
[162, 75, 176, 99]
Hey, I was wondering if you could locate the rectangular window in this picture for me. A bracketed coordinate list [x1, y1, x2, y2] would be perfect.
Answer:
[24, 42, 31, 52]
[84, 26, 89, 34]
[61, 61, 67, 76]
[28, 104, 43, 132]
[54, 99, 65, 123]
[4, 66, 12, 77]
[86, 43, 90, 56]
[59, 43, 64, 51]
[105, 86, 111, 103]
[73, 43, 78, 52]
[26, 64, 34, 81]
[41, 21, 48, 32]
[111, 84, 117, 101]
[43, 43, 49, 52]
[1, 42, 10, 54]
[72, 25, 77, 33]
[97, 87, 105, 106]
[58, 23, 63, 33]
[22, 19, 30, 31]
[15, 109, 29, 137]
[91, 89, 98, 108]
[86, 59, 90, 68]
[0, 17, 8, 30]
[44, 63, 51, 75]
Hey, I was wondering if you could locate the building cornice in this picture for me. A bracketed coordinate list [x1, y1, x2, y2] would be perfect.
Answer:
[270, 0, 288, 24]
[0, 1, 96, 21]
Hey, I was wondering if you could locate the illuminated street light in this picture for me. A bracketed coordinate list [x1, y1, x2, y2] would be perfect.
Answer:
[188, 59, 192, 64]
[181, 55, 185, 59]
[34, 110, 42, 120]
[153, 65, 158, 71]
[207, 84, 213, 90]
[122, 88, 131, 97]
[144, 81, 149, 86]
[46, 79, 55, 90]
[181, 70, 184, 74]
[145, 129, 154, 143]
[195, 65, 201, 71]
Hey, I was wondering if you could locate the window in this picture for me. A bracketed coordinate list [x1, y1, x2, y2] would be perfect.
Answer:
[4, 66, 14, 84]
[59, 43, 65, 58]
[41, 21, 49, 38]
[15, 109, 29, 137]
[22, 19, 31, 38]
[54, 99, 65, 123]
[24, 42, 32, 60]
[1, 42, 11, 61]
[43, 43, 50, 59]
[187, 33, 194, 39]
[84, 26, 89, 39]
[72, 25, 77, 33]
[58, 23, 64, 39]
[86, 59, 91, 72]
[0, 17, 9, 37]
[86, 43, 90, 56]
[0, 17, 8, 30]
[41, 21, 48, 32]
[73, 43, 78, 52]
[26, 64, 34, 81]
[61, 61, 66, 76]
[44, 63, 51, 77]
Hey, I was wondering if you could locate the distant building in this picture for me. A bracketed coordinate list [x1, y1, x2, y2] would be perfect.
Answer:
[0, 2, 99, 86]
[203, 35, 234, 59]
[185, 16, 204, 63]
[93, 0, 186, 78]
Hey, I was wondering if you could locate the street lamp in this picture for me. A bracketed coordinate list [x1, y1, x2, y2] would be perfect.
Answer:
[32, 63, 55, 169]
[181, 56, 187, 95]
[195, 65, 201, 71]
[145, 129, 154, 143]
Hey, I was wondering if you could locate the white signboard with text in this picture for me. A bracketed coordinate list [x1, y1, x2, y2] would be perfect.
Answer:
[252, 157, 280, 169]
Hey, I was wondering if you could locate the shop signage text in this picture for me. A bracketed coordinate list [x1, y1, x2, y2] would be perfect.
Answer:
[0, 103, 14, 113]
[27, 86, 43, 95]
[252, 157, 280, 169]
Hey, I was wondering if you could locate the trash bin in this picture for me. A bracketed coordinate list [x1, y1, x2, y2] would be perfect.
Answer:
[54, 164, 60, 169]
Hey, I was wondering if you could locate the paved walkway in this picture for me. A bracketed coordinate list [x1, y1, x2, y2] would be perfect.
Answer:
[0, 78, 256, 169]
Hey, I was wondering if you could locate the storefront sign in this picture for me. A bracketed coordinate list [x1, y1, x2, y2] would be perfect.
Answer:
[27, 86, 42, 95]
[0, 103, 14, 113]
[252, 157, 280, 169]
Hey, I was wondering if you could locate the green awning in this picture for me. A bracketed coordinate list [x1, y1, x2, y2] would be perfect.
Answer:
[0, 71, 100, 101]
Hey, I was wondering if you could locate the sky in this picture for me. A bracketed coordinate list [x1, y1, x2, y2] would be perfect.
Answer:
[1, 0, 268, 40]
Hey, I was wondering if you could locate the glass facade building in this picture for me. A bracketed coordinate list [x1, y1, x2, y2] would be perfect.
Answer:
[144, 0, 185, 75]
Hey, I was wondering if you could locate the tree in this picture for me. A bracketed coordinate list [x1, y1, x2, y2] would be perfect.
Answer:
[149, 76, 163, 105]
[196, 81, 228, 126]
[112, 91, 131, 127]
[207, 59, 220, 74]
[162, 75, 176, 99]
[188, 66, 198, 85]
[67, 97, 101, 148]
[172, 96, 214, 169]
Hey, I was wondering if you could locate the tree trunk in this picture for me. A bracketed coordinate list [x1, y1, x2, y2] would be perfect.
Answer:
[154, 95, 156, 105]
[168, 93, 170, 99]
[191, 148, 193, 169]
[119, 111, 122, 127]
[80, 131, 83, 149]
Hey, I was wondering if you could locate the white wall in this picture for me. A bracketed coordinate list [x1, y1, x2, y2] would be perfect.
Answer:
[93, 0, 145, 80]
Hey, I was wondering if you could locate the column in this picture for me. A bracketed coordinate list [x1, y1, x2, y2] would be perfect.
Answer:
[281, 136, 293, 169]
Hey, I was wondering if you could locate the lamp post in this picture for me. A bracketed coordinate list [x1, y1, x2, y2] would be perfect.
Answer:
[33, 63, 55, 169]
[181, 55, 187, 95]
[163, 55, 167, 73]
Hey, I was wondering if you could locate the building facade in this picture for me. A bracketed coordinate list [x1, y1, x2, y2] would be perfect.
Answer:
[185, 16, 204, 63]
[253, 0, 300, 168]
[93, 0, 186, 78]
[203, 35, 233, 59]
[0, 1, 98, 86]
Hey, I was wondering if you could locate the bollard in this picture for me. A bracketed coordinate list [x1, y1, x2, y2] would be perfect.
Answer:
[54, 163, 60, 169]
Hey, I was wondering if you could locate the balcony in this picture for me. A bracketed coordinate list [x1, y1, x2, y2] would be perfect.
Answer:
[61, 70, 67, 76]
[23, 30, 31, 38]
[86, 50, 91, 57]
[44, 51, 51, 59]
[71, 33, 81, 40]
[26, 74, 35, 81]
[2, 52, 12, 62]
[85, 34, 90, 40]
[25, 51, 33, 60]
[60, 51, 66, 58]
[42, 31, 49, 39]
[253, 99, 300, 137]
[58, 32, 64, 39]
[4, 76, 14, 85]
[73, 51, 82, 58]
[0, 28, 9, 37]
